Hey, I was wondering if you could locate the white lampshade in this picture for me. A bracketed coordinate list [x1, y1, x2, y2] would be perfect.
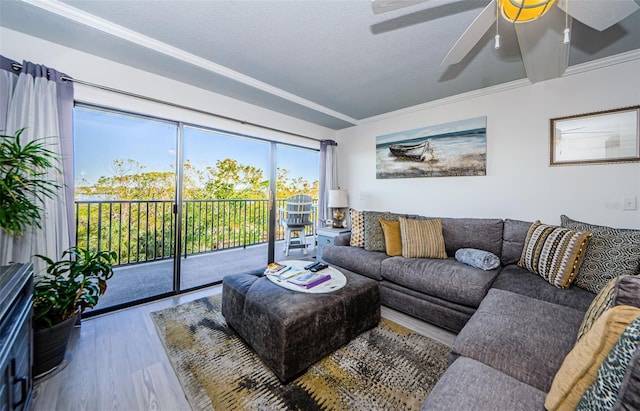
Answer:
[328, 189, 348, 208]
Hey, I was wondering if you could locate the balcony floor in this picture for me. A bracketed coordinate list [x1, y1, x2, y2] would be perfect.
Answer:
[93, 240, 316, 312]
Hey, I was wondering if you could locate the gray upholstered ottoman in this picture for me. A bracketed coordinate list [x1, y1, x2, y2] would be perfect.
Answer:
[222, 267, 380, 382]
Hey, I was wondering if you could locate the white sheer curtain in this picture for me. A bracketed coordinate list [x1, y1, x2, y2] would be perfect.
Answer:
[318, 140, 338, 226]
[0, 57, 74, 270]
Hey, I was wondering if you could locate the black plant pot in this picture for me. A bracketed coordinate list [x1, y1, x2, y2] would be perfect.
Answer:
[33, 313, 78, 378]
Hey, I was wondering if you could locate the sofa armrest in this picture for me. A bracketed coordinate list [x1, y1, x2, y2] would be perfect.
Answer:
[333, 233, 351, 246]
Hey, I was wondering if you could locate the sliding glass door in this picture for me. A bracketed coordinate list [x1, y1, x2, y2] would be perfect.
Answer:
[74, 105, 320, 314]
[274, 144, 320, 256]
[179, 126, 272, 289]
[74, 106, 178, 311]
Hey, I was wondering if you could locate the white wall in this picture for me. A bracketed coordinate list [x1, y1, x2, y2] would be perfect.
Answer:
[336, 58, 640, 229]
[4, 27, 639, 229]
[0, 27, 334, 148]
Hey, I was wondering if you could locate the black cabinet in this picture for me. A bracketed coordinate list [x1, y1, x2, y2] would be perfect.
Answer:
[0, 264, 33, 411]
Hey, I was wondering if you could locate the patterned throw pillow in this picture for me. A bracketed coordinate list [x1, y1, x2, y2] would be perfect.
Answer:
[518, 221, 591, 289]
[611, 340, 640, 410]
[399, 217, 447, 259]
[576, 317, 640, 411]
[379, 219, 402, 256]
[349, 209, 365, 248]
[561, 215, 640, 294]
[576, 276, 620, 342]
[545, 306, 640, 411]
[577, 275, 640, 342]
[364, 211, 403, 252]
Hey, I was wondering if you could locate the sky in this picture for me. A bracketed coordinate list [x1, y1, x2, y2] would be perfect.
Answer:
[376, 116, 487, 145]
[74, 107, 320, 187]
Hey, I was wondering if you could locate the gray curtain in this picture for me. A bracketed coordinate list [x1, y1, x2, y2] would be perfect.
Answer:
[318, 139, 338, 226]
[0, 55, 74, 267]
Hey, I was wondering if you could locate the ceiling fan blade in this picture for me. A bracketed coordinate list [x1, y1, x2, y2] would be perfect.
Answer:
[441, 0, 497, 66]
[371, 0, 429, 15]
[515, 6, 570, 83]
[557, 0, 639, 31]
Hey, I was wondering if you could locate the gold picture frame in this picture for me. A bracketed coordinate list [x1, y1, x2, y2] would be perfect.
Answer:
[550, 106, 640, 166]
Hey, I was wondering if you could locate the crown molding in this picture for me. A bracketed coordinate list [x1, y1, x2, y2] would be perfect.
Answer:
[563, 49, 640, 77]
[359, 50, 640, 126]
[21, 0, 360, 126]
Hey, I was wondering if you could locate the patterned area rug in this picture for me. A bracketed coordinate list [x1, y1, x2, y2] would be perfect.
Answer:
[151, 294, 449, 411]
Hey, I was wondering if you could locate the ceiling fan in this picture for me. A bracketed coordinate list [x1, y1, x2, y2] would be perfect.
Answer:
[372, 0, 640, 83]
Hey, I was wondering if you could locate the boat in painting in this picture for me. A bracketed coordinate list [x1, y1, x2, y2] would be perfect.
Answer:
[389, 140, 431, 161]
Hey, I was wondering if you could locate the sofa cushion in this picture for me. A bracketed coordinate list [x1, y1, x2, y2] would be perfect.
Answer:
[349, 208, 365, 247]
[491, 265, 595, 311]
[364, 211, 404, 252]
[545, 306, 640, 411]
[379, 219, 402, 256]
[321, 245, 388, 281]
[518, 220, 592, 288]
[420, 357, 546, 411]
[501, 218, 533, 265]
[399, 217, 447, 259]
[381, 257, 499, 308]
[561, 214, 640, 293]
[452, 289, 586, 392]
[577, 317, 640, 411]
[380, 282, 474, 332]
[441, 217, 504, 259]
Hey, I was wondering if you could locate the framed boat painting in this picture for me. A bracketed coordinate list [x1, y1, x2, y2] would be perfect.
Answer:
[550, 106, 640, 166]
[376, 116, 487, 179]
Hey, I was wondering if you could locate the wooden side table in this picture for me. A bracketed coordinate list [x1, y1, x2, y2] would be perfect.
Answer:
[316, 227, 351, 261]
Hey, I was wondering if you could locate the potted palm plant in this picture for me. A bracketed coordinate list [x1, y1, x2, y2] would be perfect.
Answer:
[33, 246, 117, 377]
[0, 128, 59, 237]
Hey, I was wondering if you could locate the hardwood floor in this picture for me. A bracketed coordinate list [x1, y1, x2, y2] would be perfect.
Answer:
[31, 285, 456, 411]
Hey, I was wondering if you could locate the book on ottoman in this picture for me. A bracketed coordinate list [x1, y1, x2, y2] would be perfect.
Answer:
[287, 272, 331, 289]
[264, 262, 289, 276]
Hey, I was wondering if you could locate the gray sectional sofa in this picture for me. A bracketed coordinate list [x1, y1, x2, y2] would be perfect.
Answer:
[322, 216, 601, 409]
[324, 217, 595, 332]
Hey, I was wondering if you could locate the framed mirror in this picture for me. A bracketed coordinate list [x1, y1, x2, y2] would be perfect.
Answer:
[550, 106, 640, 166]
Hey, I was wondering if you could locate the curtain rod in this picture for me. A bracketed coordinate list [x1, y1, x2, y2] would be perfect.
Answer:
[10, 62, 321, 143]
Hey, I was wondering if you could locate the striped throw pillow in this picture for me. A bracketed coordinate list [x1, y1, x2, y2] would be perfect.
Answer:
[576, 276, 619, 342]
[399, 217, 447, 259]
[518, 221, 591, 288]
[349, 209, 365, 247]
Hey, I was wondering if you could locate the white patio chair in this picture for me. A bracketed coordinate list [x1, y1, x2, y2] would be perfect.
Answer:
[279, 194, 314, 256]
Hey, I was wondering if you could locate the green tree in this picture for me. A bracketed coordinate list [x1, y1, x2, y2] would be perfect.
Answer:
[201, 158, 267, 200]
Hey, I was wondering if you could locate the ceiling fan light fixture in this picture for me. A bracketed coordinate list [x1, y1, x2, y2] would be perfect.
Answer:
[500, 0, 556, 23]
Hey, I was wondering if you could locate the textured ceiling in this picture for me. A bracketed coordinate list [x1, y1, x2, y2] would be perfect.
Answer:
[1, 0, 639, 129]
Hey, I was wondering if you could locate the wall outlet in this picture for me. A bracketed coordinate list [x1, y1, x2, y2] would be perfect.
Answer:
[623, 196, 638, 210]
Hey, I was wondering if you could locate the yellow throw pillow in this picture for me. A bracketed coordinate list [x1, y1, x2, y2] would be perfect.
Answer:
[379, 219, 402, 256]
[545, 305, 640, 411]
[399, 217, 447, 259]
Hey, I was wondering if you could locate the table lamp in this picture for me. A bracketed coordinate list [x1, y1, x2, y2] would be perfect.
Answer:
[328, 189, 348, 228]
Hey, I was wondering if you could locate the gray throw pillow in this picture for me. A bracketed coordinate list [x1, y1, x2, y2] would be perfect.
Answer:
[561, 215, 640, 293]
[613, 275, 640, 308]
[363, 211, 403, 252]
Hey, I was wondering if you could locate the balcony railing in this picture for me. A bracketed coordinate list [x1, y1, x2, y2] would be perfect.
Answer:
[75, 199, 317, 266]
